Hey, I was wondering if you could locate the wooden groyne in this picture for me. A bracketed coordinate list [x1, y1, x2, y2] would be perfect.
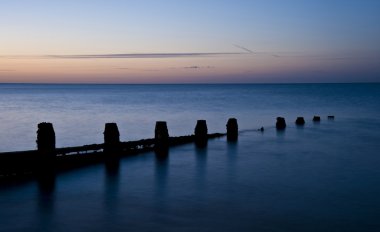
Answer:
[0, 115, 334, 179]
[0, 119, 234, 178]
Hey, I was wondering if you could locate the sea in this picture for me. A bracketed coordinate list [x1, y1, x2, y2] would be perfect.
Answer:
[0, 83, 379, 231]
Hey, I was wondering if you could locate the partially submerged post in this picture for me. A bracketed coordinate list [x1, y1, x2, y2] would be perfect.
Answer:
[313, 116, 321, 122]
[226, 118, 238, 141]
[195, 120, 208, 147]
[155, 121, 169, 153]
[328, 116, 335, 120]
[36, 122, 56, 174]
[276, 117, 286, 130]
[103, 123, 121, 154]
[295, 117, 305, 126]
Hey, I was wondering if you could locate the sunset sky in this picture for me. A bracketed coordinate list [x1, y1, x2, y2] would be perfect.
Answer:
[1, 0, 379, 83]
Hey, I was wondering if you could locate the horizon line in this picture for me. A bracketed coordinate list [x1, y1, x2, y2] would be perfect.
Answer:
[0, 81, 379, 85]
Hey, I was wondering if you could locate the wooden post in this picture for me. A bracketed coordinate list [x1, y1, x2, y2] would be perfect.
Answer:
[313, 116, 321, 122]
[36, 122, 56, 175]
[103, 123, 121, 154]
[276, 117, 286, 130]
[195, 120, 208, 147]
[155, 121, 169, 151]
[295, 117, 305, 126]
[226, 118, 238, 141]
[36, 122, 56, 156]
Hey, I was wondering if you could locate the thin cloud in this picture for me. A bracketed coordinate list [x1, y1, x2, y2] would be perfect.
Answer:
[2, 50, 378, 62]
[233, 44, 255, 53]
[0, 69, 15, 72]
[45, 52, 243, 59]
[183, 66, 215, 69]
[116, 67, 161, 72]
[117, 66, 215, 71]
[0, 52, 243, 60]
[272, 53, 380, 61]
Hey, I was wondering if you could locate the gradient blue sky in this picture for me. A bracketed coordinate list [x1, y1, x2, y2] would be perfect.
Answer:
[1, 0, 379, 83]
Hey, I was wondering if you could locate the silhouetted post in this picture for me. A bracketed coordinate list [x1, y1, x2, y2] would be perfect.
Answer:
[313, 116, 321, 122]
[195, 120, 208, 148]
[104, 123, 121, 154]
[226, 118, 238, 141]
[37, 122, 56, 156]
[155, 121, 169, 153]
[328, 116, 335, 120]
[276, 117, 286, 130]
[36, 122, 56, 174]
[295, 117, 305, 126]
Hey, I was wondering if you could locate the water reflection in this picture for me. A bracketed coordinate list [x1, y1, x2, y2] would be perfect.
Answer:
[37, 172, 56, 211]
[37, 173, 56, 231]
[227, 140, 238, 159]
[227, 140, 238, 166]
[105, 157, 120, 177]
[296, 124, 305, 130]
[195, 146, 208, 190]
[276, 129, 286, 137]
[154, 150, 169, 208]
[313, 118, 321, 125]
[154, 149, 169, 214]
[104, 158, 120, 210]
[226, 141, 238, 182]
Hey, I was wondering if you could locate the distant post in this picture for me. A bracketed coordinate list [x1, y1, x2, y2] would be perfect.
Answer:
[313, 116, 321, 122]
[295, 117, 305, 126]
[226, 118, 238, 141]
[195, 120, 208, 147]
[276, 117, 286, 130]
[103, 123, 121, 154]
[155, 121, 169, 152]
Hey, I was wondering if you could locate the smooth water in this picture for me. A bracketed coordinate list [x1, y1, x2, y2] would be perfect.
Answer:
[0, 84, 380, 231]
[0, 83, 379, 152]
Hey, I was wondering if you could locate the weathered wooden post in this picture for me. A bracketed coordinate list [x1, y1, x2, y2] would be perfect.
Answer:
[37, 122, 56, 154]
[36, 122, 56, 174]
[103, 123, 121, 154]
[155, 121, 169, 154]
[195, 120, 208, 147]
[226, 118, 238, 141]
[276, 117, 286, 130]
[313, 116, 321, 122]
[295, 117, 305, 126]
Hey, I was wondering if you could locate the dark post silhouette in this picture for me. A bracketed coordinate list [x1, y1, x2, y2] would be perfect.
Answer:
[37, 122, 56, 156]
[155, 121, 169, 152]
[313, 116, 321, 122]
[103, 123, 121, 154]
[36, 122, 56, 175]
[226, 118, 238, 141]
[295, 117, 305, 126]
[195, 120, 208, 148]
[276, 117, 286, 130]
[328, 115, 335, 120]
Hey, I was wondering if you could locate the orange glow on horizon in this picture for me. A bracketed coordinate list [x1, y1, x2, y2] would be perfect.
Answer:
[1, 53, 378, 83]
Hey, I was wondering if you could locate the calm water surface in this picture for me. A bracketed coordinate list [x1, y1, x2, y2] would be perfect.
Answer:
[0, 84, 379, 231]
[0, 83, 379, 151]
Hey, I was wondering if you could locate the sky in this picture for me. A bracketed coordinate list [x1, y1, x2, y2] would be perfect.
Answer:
[0, 0, 380, 83]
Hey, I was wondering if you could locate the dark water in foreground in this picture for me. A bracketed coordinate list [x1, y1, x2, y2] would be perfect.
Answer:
[0, 84, 380, 231]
